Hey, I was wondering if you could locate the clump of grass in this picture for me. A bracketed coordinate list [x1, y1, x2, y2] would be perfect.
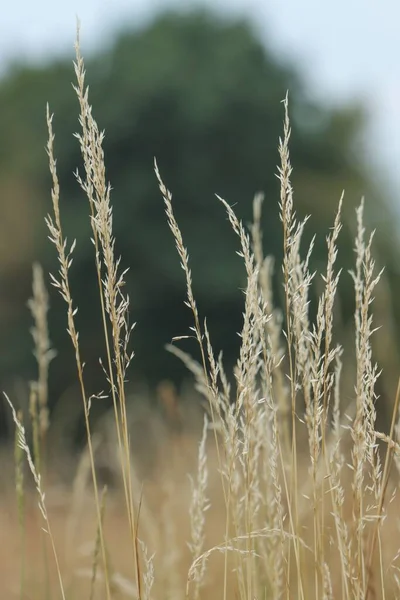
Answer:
[5, 27, 400, 600]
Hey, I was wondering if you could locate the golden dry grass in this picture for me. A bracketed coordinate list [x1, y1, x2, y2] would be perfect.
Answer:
[3, 25, 400, 600]
[2, 427, 400, 600]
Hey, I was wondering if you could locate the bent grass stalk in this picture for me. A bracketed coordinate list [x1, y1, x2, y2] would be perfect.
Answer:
[5, 394, 66, 600]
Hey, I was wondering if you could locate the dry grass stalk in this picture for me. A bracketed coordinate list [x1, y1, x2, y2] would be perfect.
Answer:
[14, 409, 26, 600]
[188, 415, 210, 600]
[90, 485, 108, 600]
[72, 25, 140, 593]
[27, 262, 56, 462]
[4, 393, 66, 600]
[45, 100, 112, 598]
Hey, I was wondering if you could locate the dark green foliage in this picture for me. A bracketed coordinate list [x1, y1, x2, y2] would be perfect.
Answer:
[0, 9, 397, 407]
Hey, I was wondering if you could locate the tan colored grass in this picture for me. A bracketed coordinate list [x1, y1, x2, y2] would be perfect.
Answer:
[3, 26, 400, 600]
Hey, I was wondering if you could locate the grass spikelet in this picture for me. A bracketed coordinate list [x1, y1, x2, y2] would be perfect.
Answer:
[140, 539, 155, 600]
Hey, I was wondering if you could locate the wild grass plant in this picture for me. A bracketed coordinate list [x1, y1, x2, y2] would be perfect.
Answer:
[4, 29, 400, 600]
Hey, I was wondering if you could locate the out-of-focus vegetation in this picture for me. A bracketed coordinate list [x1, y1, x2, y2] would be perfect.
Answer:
[0, 9, 399, 415]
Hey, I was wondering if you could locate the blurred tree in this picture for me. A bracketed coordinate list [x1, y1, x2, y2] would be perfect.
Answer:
[0, 9, 398, 412]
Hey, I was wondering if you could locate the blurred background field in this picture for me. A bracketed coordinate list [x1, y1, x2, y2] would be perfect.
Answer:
[1, 1, 400, 598]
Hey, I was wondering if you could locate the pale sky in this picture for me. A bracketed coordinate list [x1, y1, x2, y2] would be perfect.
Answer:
[1, 0, 399, 201]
